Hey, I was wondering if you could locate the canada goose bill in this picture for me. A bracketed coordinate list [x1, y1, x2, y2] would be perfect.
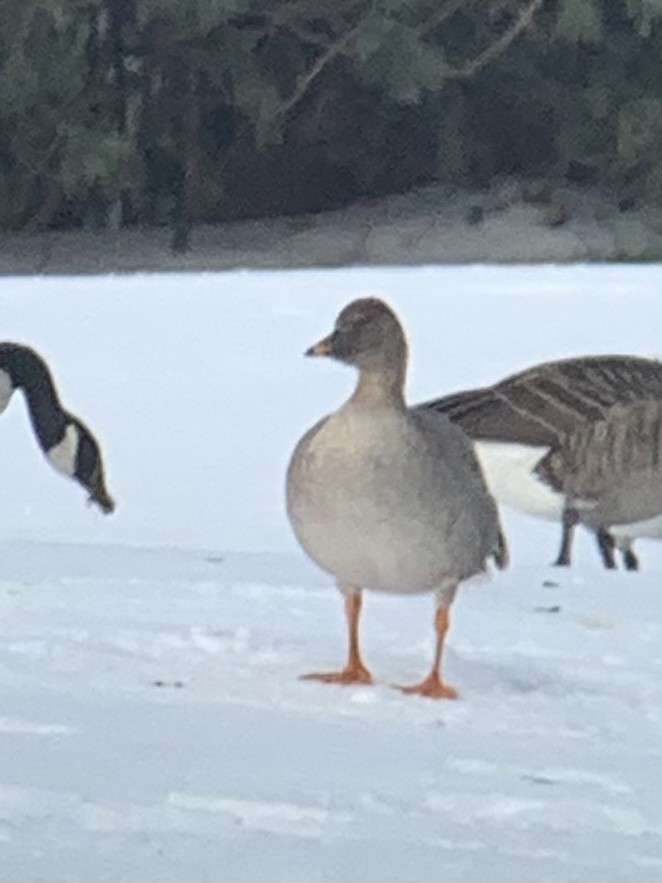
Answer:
[287, 298, 507, 698]
[82, 442, 116, 514]
[0, 342, 115, 515]
[419, 354, 662, 571]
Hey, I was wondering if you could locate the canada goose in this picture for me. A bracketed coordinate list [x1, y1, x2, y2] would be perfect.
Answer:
[287, 299, 507, 699]
[0, 342, 115, 513]
[419, 355, 662, 570]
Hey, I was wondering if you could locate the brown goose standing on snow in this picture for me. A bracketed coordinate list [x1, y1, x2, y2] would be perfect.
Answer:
[287, 298, 507, 699]
[419, 355, 662, 570]
[0, 342, 115, 513]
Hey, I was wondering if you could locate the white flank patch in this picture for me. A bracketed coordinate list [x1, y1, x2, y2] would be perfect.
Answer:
[46, 423, 79, 477]
[611, 512, 662, 544]
[474, 440, 564, 520]
[0, 368, 13, 414]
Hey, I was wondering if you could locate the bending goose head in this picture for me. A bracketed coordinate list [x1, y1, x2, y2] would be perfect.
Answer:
[72, 418, 116, 514]
[306, 297, 408, 374]
[45, 416, 115, 514]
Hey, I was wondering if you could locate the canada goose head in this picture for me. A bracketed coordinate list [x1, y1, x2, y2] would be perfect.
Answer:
[305, 298, 407, 372]
[47, 417, 115, 514]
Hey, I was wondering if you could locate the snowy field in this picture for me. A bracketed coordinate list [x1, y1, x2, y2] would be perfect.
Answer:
[1, 264, 661, 882]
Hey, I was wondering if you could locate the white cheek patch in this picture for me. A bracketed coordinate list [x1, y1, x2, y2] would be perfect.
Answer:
[0, 368, 13, 414]
[474, 440, 565, 521]
[47, 423, 80, 477]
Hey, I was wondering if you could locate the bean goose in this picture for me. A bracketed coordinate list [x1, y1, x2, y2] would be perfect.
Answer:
[0, 342, 114, 513]
[286, 298, 507, 699]
[419, 355, 662, 570]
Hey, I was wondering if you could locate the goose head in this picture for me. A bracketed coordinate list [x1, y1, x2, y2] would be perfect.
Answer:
[47, 417, 115, 514]
[305, 297, 407, 373]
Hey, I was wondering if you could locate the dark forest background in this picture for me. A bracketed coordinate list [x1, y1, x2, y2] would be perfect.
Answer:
[1, 0, 660, 251]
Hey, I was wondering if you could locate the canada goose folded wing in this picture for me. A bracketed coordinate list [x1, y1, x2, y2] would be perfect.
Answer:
[419, 355, 662, 445]
[417, 384, 559, 447]
[537, 399, 662, 527]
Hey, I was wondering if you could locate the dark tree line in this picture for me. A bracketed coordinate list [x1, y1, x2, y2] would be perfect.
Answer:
[0, 0, 660, 250]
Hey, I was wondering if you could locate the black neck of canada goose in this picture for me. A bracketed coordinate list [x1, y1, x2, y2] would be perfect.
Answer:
[0, 342, 69, 452]
[418, 355, 662, 447]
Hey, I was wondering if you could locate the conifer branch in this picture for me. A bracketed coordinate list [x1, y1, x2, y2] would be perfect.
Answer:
[445, 0, 544, 80]
[283, 25, 360, 115]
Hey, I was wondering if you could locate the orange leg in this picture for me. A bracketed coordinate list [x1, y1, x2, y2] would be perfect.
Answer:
[397, 605, 458, 699]
[301, 590, 373, 685]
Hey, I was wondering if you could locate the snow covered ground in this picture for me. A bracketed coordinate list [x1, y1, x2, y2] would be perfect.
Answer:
[0, 264, 661, 881]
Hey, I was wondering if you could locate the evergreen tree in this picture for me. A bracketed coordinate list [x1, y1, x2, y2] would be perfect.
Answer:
[0, 0, 659, 236]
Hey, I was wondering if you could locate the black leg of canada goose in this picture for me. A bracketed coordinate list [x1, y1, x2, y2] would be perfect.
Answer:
[554, 508, 577, 566]
[621, 545, 639, 572]
[495, 528, 510, 570]
[596, 527, 617, 570]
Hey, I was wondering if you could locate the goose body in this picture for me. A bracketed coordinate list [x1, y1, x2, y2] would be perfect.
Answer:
[287, 298, 506, 698]
[0, 342, 114, 513]
[290, 403, 500, 594]
[420, 355, 662, 570]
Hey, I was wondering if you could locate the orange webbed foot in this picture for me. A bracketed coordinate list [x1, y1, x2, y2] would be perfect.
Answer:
[300, 664, 373, 685]
[395, 674, 458, 700]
